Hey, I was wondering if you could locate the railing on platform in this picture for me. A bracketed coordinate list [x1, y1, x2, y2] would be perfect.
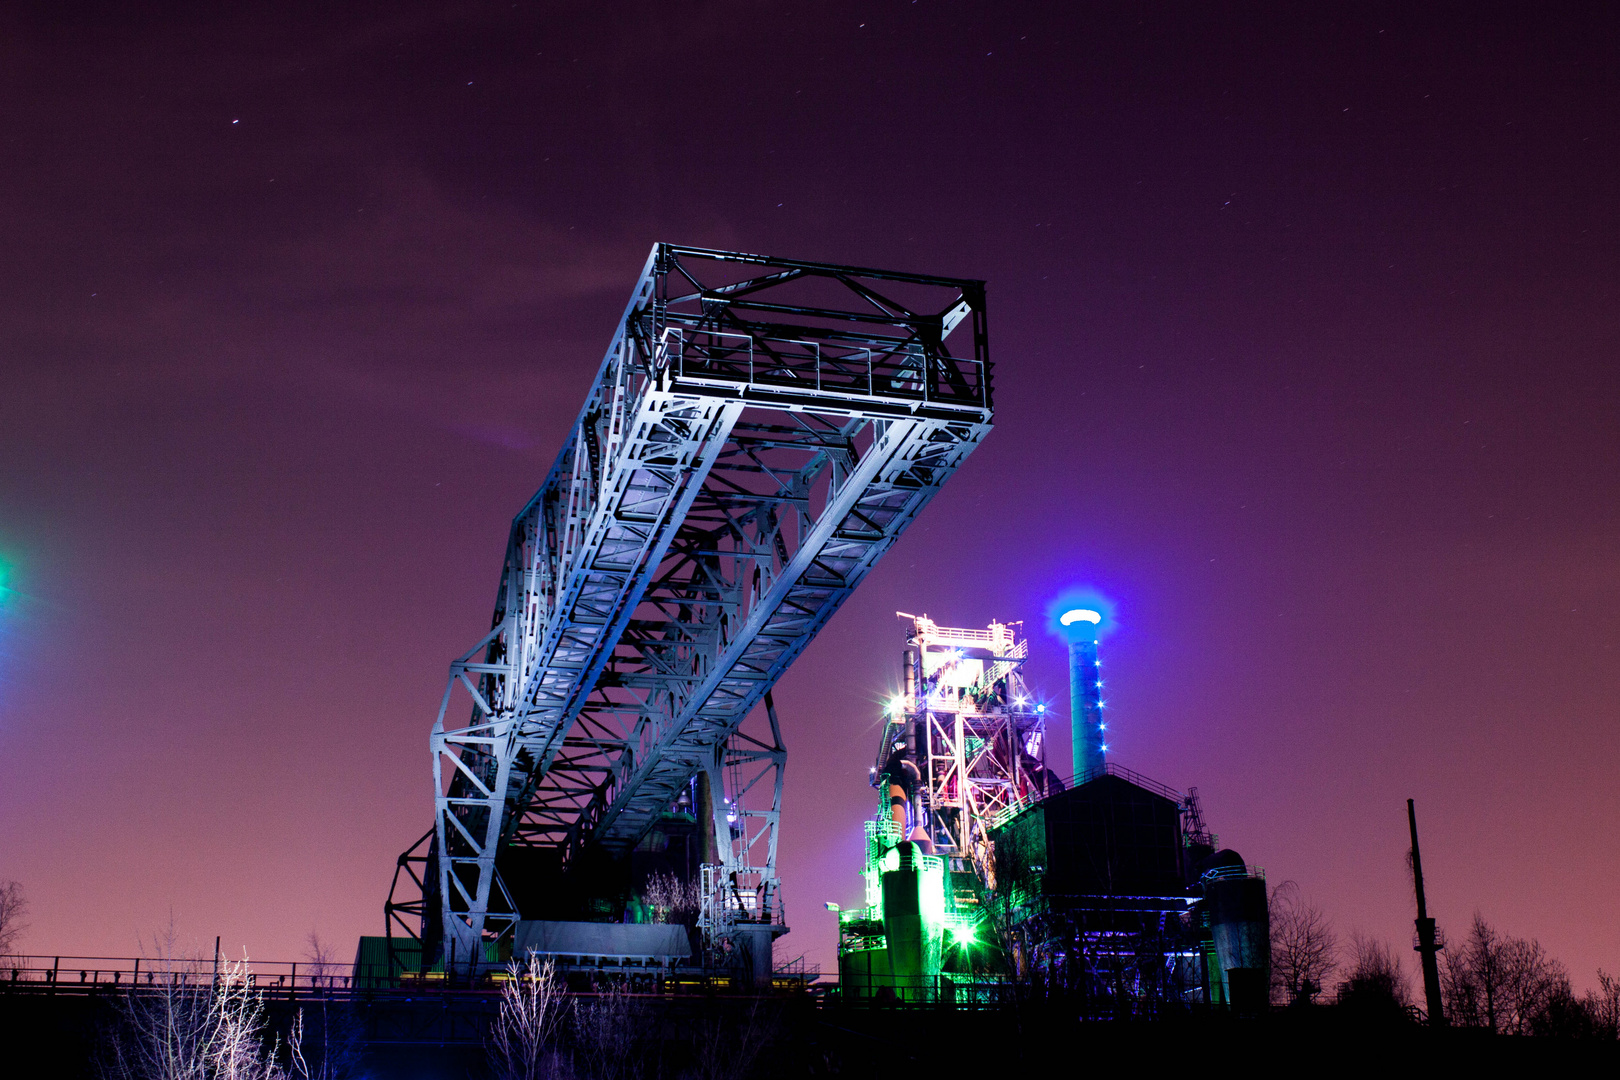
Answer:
[663, 328, 989, 410]
[0, 953, 825, 999]
[827, 971, 1015, 1008]
[0, 954, 358, 997]
[1057, 761, 1185, 803]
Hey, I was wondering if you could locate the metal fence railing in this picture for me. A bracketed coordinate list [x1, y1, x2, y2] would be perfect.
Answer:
[0, 955, 357, 997]
[1052, 761, 1185, 803]
[0, 953, 829, 999]
[663, 328, 989, 410]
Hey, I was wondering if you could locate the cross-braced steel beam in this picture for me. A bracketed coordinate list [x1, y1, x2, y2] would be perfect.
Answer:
[421, 244, 994, 964]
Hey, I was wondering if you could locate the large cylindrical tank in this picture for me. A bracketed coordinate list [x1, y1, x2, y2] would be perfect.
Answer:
[1205, 859, 1270, 1012]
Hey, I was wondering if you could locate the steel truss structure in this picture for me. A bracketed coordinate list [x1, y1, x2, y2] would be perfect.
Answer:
[696, 691, 786, 944]
[415, 244, 994, 965]
[879, 616, 1051, 882]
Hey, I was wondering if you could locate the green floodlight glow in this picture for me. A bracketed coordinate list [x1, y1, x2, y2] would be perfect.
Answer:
[1060, 608, 1102, 627]
[919, 858, 946, 928]
[948, 922, 977, 946]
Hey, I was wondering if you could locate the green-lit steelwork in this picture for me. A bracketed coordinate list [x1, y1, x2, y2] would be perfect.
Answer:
[837, 817, 1003, 1004]
[836, 612, 1271, 1013]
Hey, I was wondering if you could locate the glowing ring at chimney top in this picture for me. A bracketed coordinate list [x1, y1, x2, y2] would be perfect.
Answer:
[1060, 608, 1102, 627]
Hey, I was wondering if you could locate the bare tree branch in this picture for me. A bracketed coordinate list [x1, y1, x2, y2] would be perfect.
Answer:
[641, 872, 699, 926]
[1442, 913, 1570, 1034]
[574, 979, 641, 1080]
[489, 954, 570, 1080]
[290, 932, 365, 1078]
[0, 881, 28, 956]
[1268, 880, 1338, 1005]
[102, 926, 288, 1080]
[1338, 931, 1412, 1014]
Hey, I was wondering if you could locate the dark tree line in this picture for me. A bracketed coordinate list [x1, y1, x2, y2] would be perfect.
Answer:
[1269, 882, 1620, 1036]
[1443, 915, 1620, 1038]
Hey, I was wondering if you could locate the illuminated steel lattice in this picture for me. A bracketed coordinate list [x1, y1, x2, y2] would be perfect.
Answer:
[405, 245, 994, 965]
[878, 615, 1055, 882]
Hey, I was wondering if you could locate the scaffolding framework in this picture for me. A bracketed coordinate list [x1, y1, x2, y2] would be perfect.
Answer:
[411, 245, 994, 965]
[838, 616, 1046, 1004]
[879, 616, 1051, 883]
[696, 692, 787, 950]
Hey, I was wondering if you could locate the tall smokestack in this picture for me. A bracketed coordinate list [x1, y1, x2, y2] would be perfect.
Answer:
[1061, 608, 1105, 779]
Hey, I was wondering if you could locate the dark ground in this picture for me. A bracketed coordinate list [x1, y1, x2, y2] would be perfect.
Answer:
[7, 988, 1620, 1078]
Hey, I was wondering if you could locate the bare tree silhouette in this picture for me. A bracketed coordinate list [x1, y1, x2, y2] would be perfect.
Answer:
[1338, 932, 1411, 1016]
[1269, 880, 1338, 1005]
[103, 925, 288, 1080]
[0, 880, 26, 956]
[489, 954, 571, 1080]
[286, 932, 364, 1078]
[1442, 913, 1569, 1034]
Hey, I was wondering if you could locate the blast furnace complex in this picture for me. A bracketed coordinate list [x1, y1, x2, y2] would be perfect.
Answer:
[836, 612, 1269, 1012]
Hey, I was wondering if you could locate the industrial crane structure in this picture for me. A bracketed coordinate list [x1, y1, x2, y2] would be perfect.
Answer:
[390, 244, 994, 972]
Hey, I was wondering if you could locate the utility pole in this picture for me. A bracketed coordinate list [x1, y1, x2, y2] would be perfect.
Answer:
[1408, 799, 1446, 1025]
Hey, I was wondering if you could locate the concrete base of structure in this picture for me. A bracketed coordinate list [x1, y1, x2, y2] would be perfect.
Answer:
[730, 923, 779, 989]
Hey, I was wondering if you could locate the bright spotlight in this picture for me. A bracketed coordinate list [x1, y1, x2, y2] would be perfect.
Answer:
[1060, 608, 1102, 627]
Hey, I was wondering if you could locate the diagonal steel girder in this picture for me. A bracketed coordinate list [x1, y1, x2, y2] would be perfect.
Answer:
[432, 389, 741, 957]
[581, 414, 985, 852]
[425, 244, 993, 963]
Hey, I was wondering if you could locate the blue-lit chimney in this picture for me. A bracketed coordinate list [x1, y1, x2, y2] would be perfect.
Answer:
[1061, 608, 1105, 779]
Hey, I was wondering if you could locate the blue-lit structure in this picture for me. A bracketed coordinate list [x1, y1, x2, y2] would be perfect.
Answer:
[1061, 607, 1106, 778]
[386, 245, 994, 982]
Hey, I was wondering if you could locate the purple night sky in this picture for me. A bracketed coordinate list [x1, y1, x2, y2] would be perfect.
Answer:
[2, 3, 1617, 985]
